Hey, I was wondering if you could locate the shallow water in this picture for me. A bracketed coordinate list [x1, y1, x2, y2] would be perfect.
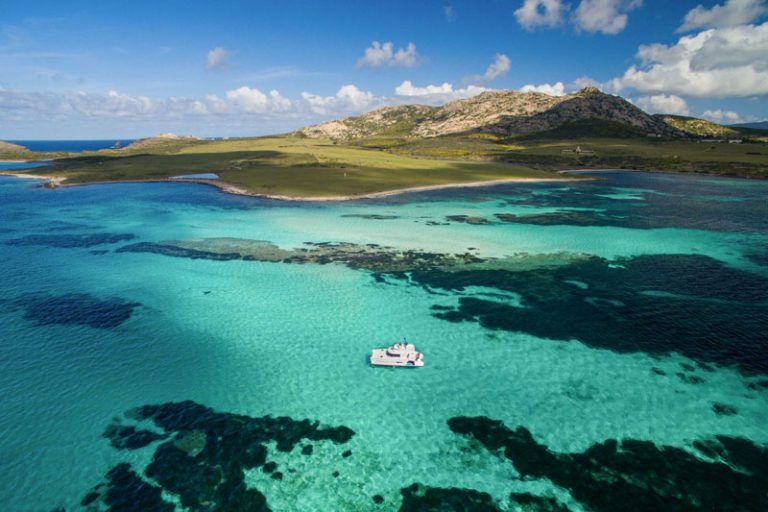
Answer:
[0, 171, 766, 510]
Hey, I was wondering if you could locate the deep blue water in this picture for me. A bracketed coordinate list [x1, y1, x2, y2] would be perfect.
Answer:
[0, 171, 767, 511]
[6, 139, 135, 152]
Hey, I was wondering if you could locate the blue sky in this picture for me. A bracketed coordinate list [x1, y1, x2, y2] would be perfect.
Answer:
[1, 0, 766, 138]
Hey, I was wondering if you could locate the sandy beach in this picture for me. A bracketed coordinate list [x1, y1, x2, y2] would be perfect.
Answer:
[1, 172, 583, 201]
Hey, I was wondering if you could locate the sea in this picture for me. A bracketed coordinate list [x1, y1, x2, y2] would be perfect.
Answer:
[0, 164, 766, 511]
[6, 140, 136, 153]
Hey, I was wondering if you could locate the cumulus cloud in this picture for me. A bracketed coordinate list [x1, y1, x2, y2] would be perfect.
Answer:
[634, 94, 689, 115]
[224, 87, 292, 113]
[394, 80, 488, 103]
[464, 54, 511, 85]
[572, 0, 642, 34]
[702, 109, 743, 123]
[520, 82, 567, 95]
[484, 54, 511, 81]
[571, 76, 601, 89]
[357, 41, 421, 69]
[206, 47, 230, 70]
[0, 83, 380, 124]
[611, 22, 768, 97]
[301, 85, 378, 115]
[514, 0, 567, 29]
[679, 0, 768, 32]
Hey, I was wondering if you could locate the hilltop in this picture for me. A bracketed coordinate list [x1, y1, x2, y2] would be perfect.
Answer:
[0, 140, 31, 154]
[2, 88, 767, 196]
[124, 133, 202, 151]
[654, 115, 740, 138]
[299, 87, 683, 141]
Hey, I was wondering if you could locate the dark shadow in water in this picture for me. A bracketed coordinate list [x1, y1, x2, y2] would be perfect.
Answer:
[448, 416, 768, 512]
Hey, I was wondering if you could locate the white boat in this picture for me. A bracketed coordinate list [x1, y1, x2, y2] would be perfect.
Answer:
[370, 342, 424, 367]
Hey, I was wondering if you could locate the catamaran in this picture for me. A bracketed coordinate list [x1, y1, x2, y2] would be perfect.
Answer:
[370, 341, 424, 367]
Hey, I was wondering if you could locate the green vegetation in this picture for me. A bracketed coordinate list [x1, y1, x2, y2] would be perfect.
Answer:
[657, 115, 740, 138]
[386, 131, 768, 179]
[6, 136, 562, 198]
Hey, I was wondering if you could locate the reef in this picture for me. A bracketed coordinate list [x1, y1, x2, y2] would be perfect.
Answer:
[448, 416, 768, 512]
[446, 215, 492, 225]
[103, 423, 167, 450]
[4, 233, 134, 248]
[399, 483, 501, 512]
[81, 463, 174, 511]
[413, 253, 768, 375]
[509, 492, 570, 511]
[9, 292, 140, 329]
[117, 238, 486, 272]
[81, 400, 354, 511]
[712, 403, 738, 416]
[340, 214, 399, 220]
[495, 211, 627, 227]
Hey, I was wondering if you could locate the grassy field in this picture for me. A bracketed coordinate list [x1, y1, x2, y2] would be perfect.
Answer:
[386, 131, 768, 178]
[5, 127, 767, 198]
[10, 136, 563, 198]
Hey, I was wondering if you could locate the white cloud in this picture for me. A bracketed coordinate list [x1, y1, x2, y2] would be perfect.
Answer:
[679, 0, 768, 32]
[514, 0, 567, 29]
[357, 41, 421, 69]
[395, 81, 454, 96]
[702, 109, 743, 123]
[612, 22, 768, 97]
[634, 94, 689, 115]
[394, 80, 488, 103]
[206, 47, 230, 70]
[571, 76, 601, 89]
[223, 87, 292, 113]
[572, 0, 642, 35]
[465, 54, 511, 85]
[444, 5, 456, 21]
[301, 84, 378, 115]
[520, 82, 567, 95]
[0, 84, 367, 123]
[484, 54, 511, 81]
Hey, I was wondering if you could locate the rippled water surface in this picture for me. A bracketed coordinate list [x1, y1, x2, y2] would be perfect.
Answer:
[0, 171, 767, 511]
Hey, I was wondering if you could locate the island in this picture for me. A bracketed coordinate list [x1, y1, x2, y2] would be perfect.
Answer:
[2, 88, 767, 200]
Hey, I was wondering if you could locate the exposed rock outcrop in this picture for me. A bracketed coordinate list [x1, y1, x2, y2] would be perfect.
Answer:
[298, 88, 683, 141]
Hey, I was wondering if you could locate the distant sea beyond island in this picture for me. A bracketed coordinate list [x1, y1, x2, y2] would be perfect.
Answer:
[6, 140, 136, 153]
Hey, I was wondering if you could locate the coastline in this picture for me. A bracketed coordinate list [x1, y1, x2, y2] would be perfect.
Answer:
[0, 172, 583, 201]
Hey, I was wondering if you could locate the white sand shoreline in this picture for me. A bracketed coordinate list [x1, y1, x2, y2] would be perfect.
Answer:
[0, 172, 585, 202]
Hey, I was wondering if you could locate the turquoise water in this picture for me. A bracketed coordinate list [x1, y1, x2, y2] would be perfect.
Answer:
[0, 172, 767, 510]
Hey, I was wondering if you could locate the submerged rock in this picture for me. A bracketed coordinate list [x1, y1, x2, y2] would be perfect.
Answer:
[448, 416, 768, 512]
[399, 483, 501, 511]
[712, 403, 738, 416]
[5, 233, 134, 248]
[509, 492, 570, 512]
[10, 292, 140, 329]
[174, 429, 207, 456]
[414, 253, 768, 376]
[80, 463, 174, 512]
[81, 400, 354, 512]
[103, 423, 166, 450]
[446, 215, 491, 225]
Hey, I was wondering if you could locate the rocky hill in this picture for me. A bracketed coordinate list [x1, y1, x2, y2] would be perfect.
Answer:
[0, 140, 31, 154]
[298, 87, 684, 141]
[125, 133, 202, 151]
[655, 115, 739, 138]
